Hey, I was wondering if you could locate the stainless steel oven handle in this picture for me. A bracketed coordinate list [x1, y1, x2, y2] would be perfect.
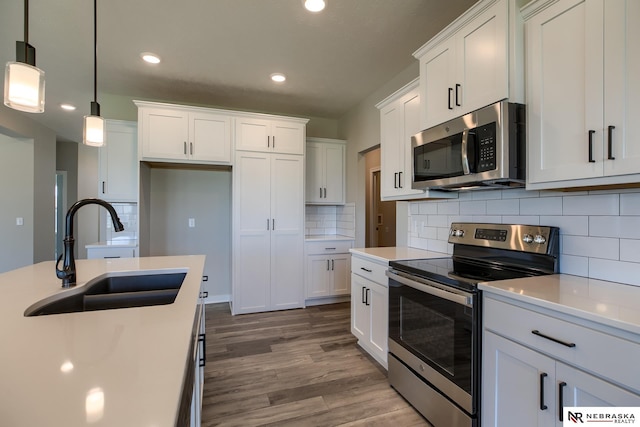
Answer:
[386, 270, 473, 308]
[461, 129, 470, 175]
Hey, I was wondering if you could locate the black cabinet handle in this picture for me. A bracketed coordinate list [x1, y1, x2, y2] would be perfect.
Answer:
[361, 286, 366, 304]
[531, 330, 576, 348]
[190, 142, 193, 155]
[273, 136, 275, 148]
[198, 333, 206, 367]
[365, 288, 371, 306]
[331, 259, 334, 270]
[267, 135, 270, 148]
[272, 219, 275, 230]
[394, 172, 398, 189]
[102, 181, 106, 194]
[455, 84, 461, 106]
[184, 141, 187, 155]
[323, 187, 326, 198]
[448, 87, 453, 110]
[588, 130, 596, 163]
[360, 267, 372, 273]
[327, 260, 330, 271]
[608, 125, 616, 160]
[539, 373, 548, 410]
[398, 171, 403, 188]
[558, 381, 567, 421]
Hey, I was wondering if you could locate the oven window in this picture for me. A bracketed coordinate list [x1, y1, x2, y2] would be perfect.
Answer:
[401, 298, 455, 376]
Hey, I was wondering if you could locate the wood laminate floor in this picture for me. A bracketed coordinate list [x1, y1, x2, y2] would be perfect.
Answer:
[201, 302, 430, 427]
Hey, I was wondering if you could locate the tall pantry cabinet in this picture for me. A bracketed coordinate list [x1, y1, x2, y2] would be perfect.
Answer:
[232, 115, 308, 314]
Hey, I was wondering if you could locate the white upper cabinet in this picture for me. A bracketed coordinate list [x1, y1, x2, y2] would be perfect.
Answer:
[525, 0, 640, 189]
[414, 0, 512, 130]
[235, 116, 306, 155]
[135, 101, 232, 165]
[98, 120, 138, 202]
[305, 138, 346, 205]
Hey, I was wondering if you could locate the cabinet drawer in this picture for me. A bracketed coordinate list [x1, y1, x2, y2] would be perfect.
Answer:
[484, 296, 640, 392]
[351, 255, 388, 286]
[86, 247, 136, 259]
[305, 240, 353, 255]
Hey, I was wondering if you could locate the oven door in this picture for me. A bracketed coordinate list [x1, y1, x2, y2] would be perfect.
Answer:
[387, 269, 480, 416]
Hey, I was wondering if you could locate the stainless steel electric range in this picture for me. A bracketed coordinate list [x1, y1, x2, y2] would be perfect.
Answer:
[386, 222, 560, 427]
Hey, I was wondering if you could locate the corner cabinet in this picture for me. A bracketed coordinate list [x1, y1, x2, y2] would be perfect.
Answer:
[482, 294, 640, 427]
[350, 252, 389, 369]
[135, 101, 232, 165]
[232, 113, 307, 314]
[305, 138, 346, 204]
[414, 0, 515, 130]
[524, 0, 640, 190]
[235, 115, 305, 155]
[98, 120, 138, 202]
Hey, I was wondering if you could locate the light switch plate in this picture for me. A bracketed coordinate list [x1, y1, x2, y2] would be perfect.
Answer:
[188, 218, 195, 228]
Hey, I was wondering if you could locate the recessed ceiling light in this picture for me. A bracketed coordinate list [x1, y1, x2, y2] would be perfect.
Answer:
[141, 52, 161, 64]
[270, 73, 286, 83]
[304, 0, 326, 12]
[60, 103, 76, 111]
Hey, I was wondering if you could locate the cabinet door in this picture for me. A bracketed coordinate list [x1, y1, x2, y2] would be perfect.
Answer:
[351, 273, 370, 342]
[323, 144, 345, 204]
[100, 121, 137, 202]
[270, 154, 304, 310]
[420, 38, 456, 129]
[233, 151, 271, 313]
[557, 362, 640, 415]
[380, 102, 403, 199]
[305, 142, 324, 203]
[399, 90, 424, 197]
[140, 108, 189, 160]
[272, 120, 305, 155]
[307, 255, 330, 298]
[368, 280, 388, 366]
[330, 255, 350, 296]
[527, 0, 604, 183]
[189, 112, 231, 163]
[235, 117, 271, 152]
[483, 331, 556, 427]
[603, 0, 640, 177]
[456, 0, 508, 116]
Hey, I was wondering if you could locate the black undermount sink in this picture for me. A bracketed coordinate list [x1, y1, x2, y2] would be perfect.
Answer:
[24, 272, 186, 316]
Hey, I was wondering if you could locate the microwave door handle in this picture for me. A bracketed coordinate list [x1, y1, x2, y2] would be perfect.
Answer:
[461, 129, 471, 175]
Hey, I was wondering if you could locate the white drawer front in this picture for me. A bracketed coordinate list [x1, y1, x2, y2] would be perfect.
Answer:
[86, 247, 136, 259]
[305, 240, 353, 255]
[484, 296, 640, 392]
[351, 255, 388, 285]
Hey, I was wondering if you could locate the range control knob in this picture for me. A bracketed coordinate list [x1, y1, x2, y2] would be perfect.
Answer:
[454, 229, 465, 237]
[523, 234, 534, 244]
[534, 234, 547, 244]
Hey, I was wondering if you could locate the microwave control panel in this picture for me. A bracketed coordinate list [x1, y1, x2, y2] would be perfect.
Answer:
[476, 123, 496, 172]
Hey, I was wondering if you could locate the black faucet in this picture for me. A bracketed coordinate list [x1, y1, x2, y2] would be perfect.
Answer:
[56, 198, 125, 288]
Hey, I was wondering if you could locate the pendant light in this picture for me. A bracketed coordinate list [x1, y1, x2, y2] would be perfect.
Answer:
[83, 0, 105, 147]
[4, 0, 45, 113]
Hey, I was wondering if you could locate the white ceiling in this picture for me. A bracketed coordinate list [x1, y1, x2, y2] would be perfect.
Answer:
[1, 0, 476, 142]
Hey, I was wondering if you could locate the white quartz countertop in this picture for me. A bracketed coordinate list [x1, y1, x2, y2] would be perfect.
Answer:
[305, 234, 354, 242]
[350, 247, 448, 264]
[85, 239, 138, 248]
[479, 274, 640, 336]
[0, 255, 205, 427]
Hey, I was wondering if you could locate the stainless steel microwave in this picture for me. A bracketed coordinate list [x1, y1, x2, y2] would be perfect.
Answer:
[411, 100, 526, 191]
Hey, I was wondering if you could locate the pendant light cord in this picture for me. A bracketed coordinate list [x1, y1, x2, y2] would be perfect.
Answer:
[24, 0, 29, 59]
[93, 0, 98, 103]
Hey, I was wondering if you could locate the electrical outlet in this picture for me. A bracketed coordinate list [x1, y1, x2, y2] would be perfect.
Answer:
[16, 217, 23, 226]
[188, 218, 195, 228]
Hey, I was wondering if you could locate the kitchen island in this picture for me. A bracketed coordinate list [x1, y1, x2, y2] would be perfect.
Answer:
[0, 255, 205, 427]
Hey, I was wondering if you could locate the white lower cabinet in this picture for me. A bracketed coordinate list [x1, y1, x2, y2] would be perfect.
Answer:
[350, 254, 389, 369]
[232, 151, 304, 314]
[305, 240, 353, 301]
[483, 295, 640, 427]
[190, 287, 206, 427]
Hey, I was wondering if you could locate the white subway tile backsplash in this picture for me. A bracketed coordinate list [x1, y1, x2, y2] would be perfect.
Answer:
[589, 258, 640, 286]
[460, 201, 487, 215]
[473, 215, 501, 223]
[419, 202, 438, 215]
[520, 196, 563, 215]
[487, 199, 519, 215]
[502, 189, 539, 199]
[620, 239, 640, 263]
[437, 227, 451, 241]
[437, 201, 459, 215]
[472, 190, 502, 200]
[563, 194, 619, 215]
[502, 215, 540, 225]
[428, 215, 449, 227]
[562, 235, 619, 260]
[558, 255, 589, 276]
[541, 216, 588, 236]
[620, 193, 640, 215]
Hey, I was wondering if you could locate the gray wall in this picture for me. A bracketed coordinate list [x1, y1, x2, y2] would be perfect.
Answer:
[75, 144, 100, 259]
[338, 62, 419, 247]
[148, 167, 232, 301]
[0, 104, 56, 265]
[55, 140, 78, 211]
[0, 134, 34, 272]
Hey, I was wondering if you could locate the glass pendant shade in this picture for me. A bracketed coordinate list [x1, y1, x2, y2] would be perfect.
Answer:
[83, 114, 105, 147]
[4, 61, 45, 113]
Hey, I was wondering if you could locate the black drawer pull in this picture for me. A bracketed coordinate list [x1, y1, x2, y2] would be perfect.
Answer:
[360, 267, 372, 273]
[588, 130, 596, 163]
[608, 125, 616, 160]
[531, 330, 576, 348]
[558, 381, 567, 421]
[539, 372, 548, 410]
